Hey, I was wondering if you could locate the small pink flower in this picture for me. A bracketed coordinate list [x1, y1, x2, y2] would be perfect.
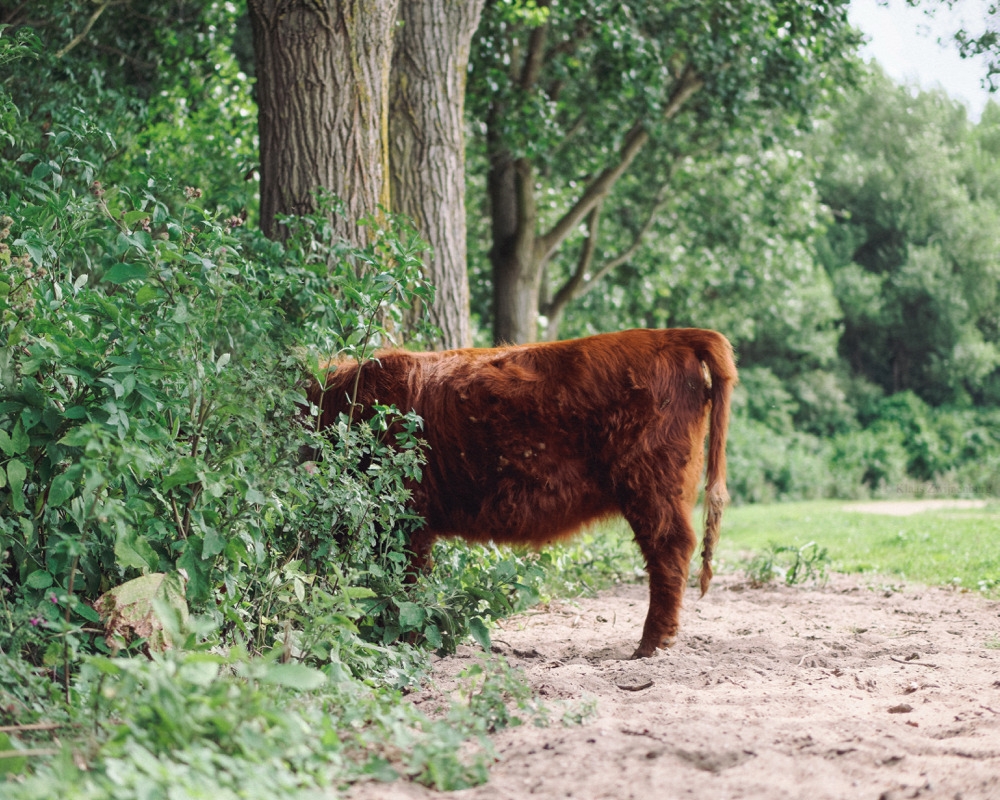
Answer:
[29, 617, 41, 627]
[50, 593, 58, 604]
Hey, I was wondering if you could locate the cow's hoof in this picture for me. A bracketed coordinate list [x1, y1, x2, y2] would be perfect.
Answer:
[631, 635, 676, 659]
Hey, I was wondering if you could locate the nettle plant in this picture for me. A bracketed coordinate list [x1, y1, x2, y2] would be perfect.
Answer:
[0, 115, 547, 680]
[0, 111, 438, 661]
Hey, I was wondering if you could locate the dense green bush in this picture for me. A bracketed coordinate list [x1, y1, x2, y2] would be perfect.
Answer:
[0, 42, 577, 792]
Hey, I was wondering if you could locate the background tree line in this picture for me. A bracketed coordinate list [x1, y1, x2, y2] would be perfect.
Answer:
[1, 0, 998, 498]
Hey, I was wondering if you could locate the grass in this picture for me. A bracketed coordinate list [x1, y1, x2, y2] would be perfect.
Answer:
[716, 500, 1000, 595]
[536, 499, 1000, 598]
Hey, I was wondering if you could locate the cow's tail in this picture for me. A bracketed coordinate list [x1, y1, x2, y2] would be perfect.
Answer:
[694, 331, 737, 597]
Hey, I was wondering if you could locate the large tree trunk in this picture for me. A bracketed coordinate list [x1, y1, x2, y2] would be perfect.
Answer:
[248, 0, 397, 246]
[389, 0, 484, 349]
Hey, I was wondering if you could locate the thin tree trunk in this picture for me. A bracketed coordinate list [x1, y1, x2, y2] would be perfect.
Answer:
[488, 140, 541, 345]
[487, 62, 703, 345]
[249, 0, 397, 246]
[390, 0, 484, 349]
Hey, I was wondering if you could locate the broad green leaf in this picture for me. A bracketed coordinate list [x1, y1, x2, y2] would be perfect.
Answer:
[0, 732, 27, 776]
[178, 543, 210, 603]
[123, 209, 151, 226]
[47, 473, 74, 507]
[468, 617, 491, 651]
[135, 284, 159, 305]
[163, 457, 200, 490]
[0, 428, 11, 455]
[260, 662, 327, 691]
[115, 529, 157, 571]
[396, 601, 426, 629]
[178, 659, 221, 687]
[25, 570, 53, 589]
[6, 459, 26, 512]
[103, 263, 148, 284]
[10, 419, 28, 454]
[423, 623, 443, 649]
[201, 527, 225, 559]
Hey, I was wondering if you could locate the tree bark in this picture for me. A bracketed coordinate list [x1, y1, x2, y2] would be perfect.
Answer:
[248, 0, 397, 246]
[389, 0, 484, 349]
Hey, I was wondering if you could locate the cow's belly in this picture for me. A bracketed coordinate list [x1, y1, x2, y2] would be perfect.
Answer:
[420, 445, 617, 547]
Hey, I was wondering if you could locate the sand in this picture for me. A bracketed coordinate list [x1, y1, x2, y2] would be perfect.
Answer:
[350, 502, 1000, 800]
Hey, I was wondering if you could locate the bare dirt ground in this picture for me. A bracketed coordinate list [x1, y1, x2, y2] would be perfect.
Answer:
[351, 504, 1000, 800]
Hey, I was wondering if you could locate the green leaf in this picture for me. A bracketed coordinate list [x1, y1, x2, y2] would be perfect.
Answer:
[115, 529, 157, 571]
[123, 209, 151, 226]
[396, 601, 426, 629]
[468, 617, 491, 651]
[163, 457, 200, 490]
[30, 161, 51, 181]
[0, 732, 27, 776]
[244, 485, 266, 505]
[25, 570, 53, 589]
[103, 263, 148, 284]
[135, 284, 159, 305]
[6, 459, 26, 513]
[0, 428, 11, 456]
[47, 473, 74, 507]
[260, 662, 328, 691]
[201, 527, 225, 559]
[178, 543, 210, 603]
[423, 623, 443, 649]
[10, 419, 29, 454]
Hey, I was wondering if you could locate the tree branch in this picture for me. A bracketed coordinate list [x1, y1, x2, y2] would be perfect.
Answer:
[583, 174, 673, 292]
[534, 63, 703, 265]
[542, 199, 603, 318]
[519, 15, 548, 90]
[55, 1, 128, 59]
[542, 166, 674, 340]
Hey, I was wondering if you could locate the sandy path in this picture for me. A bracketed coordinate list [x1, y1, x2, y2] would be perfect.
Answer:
[352, 572, 1000, 800]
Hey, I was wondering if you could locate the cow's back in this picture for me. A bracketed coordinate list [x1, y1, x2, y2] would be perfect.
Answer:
[408, 329, 716, 545]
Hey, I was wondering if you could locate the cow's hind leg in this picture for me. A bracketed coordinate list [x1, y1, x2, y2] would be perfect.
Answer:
[621, 493, 698, 659]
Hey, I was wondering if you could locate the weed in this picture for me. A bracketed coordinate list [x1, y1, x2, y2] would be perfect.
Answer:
[745, 541, 830, 587]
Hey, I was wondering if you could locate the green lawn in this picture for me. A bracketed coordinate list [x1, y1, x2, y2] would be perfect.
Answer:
[716, 500, 1000, 595]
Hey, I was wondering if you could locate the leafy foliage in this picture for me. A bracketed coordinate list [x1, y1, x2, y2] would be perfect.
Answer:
[0, 29, 579, 793]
